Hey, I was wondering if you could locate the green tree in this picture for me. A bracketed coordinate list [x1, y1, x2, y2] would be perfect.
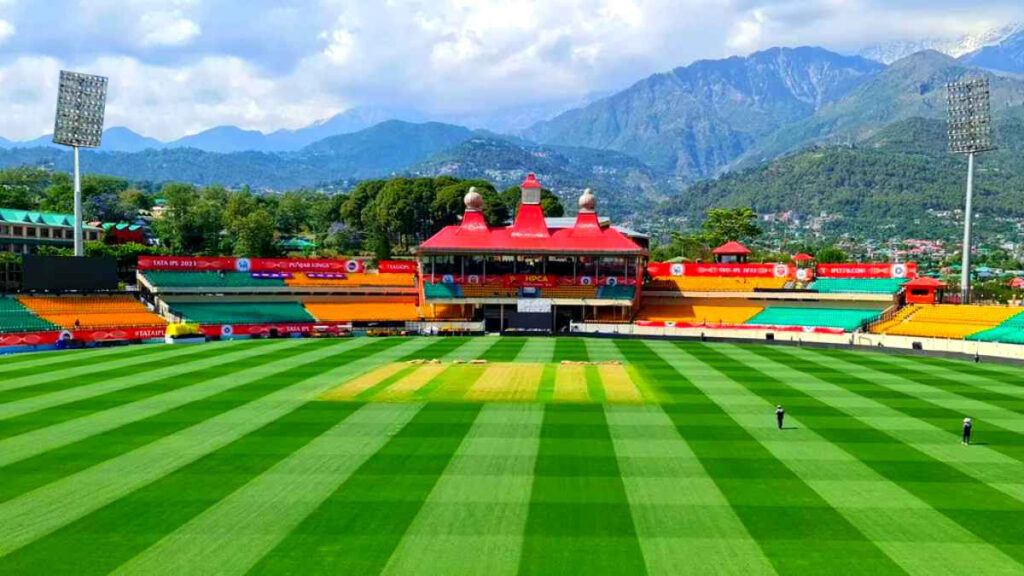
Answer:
[701, 207, 762, 247]
[232, 208, 277, 257]
[816, 246, 848, 263]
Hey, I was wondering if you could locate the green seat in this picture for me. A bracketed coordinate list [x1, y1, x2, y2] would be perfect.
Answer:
[746, 307, 881, 332]
[144, 271, 286, 289]
[424, 283, 463, 299]
[597, 285, 635, 300]
[810, 278, 908, 294]
[169, 302, 316, 324]
[967, 311, 1024, 343]
[0, 298, 59, 334]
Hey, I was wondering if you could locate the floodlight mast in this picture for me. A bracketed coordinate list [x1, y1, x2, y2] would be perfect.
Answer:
[52, 71, 108, 256]
[946, 78, 995, 304]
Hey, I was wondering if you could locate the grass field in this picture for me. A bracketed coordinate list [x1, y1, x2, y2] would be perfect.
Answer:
[0, 335, 1023, 575]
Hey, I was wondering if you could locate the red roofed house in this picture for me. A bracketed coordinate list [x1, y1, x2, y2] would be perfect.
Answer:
[418, 174, 647, 332]
[712, 241, 751, 264]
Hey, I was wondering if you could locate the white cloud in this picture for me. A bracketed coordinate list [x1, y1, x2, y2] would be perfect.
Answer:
[0, 0, 1022, 140]
[139, 10, 200, 47]
[0, 19, 14, 44]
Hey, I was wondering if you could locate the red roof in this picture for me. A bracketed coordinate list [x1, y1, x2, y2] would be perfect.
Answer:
[712, 241, 751, 255]
[792, 252, 814, 262]
[1009, 277, 1024, 288]
[419, 175, 645, 256]
[903, 277, 947, 288]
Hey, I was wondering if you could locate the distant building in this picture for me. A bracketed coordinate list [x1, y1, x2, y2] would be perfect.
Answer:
[0, 208, 102, 254]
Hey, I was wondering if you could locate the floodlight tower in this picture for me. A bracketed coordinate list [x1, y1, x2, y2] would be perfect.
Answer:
[52, 71, 108, 256]
[946, 77, 995, 304]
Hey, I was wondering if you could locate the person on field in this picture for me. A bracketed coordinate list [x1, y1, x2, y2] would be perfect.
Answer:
[962, 418, 972, 446]
[776, 405, 785, 430]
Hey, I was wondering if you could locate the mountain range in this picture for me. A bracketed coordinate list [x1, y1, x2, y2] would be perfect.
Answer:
[3, 26, 1024, 230]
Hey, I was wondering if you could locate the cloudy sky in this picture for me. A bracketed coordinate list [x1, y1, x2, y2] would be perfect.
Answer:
[0, 0, 1021, 141]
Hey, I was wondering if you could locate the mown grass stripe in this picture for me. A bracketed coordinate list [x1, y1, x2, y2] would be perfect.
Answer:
[480, 337, 528, 361]
[246, 403, 483, 575]
[0, 342, 175, 377]
[585, 365, 606, 402]
[0, 337, 433, 556]
[440, 335, 499, 361]
[696, 342, 1024, 569]
[322, 363, 409, 400]
[584, 337, 626, 362]
[418, 364, 487, 401]
[518, 403, 648, 575]
[816, 348, 1024, 405]
[374, 364, 448, 402]
[0, 339, 282, 428]
[398, 337, 469, 361]
[553, 337, 588, 362]
[535, 364, 557, 403]
[904, 353, 1024, 384]
[380, 404, 544, 576]
[0, 343, 163, 372]
[617, 340, 905, 575]
[515, 338, 554, 363]
[354, 365, 421, 401]
[0, 341, 249, 397]
[0, 339, 366, 479]
[676, 342, 1023, 575]
[606, 404, 777, 576]
[0, 401, 365, 576]
[770, 346, 1024, 464]
[109, 403, 423, 576]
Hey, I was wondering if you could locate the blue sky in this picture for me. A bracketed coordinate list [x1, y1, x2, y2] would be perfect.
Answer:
[0, 0, 1021, 141]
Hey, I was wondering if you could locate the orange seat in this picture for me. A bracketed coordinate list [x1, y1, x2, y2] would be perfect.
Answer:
[18, 295, 167, 329]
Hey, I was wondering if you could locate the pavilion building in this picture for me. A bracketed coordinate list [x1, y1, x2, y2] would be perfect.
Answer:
[418, 174, 647, 333]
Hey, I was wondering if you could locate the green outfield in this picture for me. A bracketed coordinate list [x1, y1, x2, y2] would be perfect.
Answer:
[0, 336, 1023, 575]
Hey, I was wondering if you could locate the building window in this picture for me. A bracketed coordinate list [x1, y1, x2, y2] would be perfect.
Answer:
[12, 226, 22, 237]
[26, 227, 36, 238]
[0, 225, 7, 235]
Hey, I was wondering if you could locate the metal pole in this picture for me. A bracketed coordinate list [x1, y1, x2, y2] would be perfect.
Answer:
[961, 151, 975, 304]
[73, 146, 83, 256]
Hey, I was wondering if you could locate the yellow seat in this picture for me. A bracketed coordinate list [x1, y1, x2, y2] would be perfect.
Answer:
[876, 304, 1021, 339]
[637, 298, 763, 325]
[648, 276, 788, 293]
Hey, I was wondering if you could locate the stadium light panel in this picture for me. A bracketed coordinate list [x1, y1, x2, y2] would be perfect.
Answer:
[52, 71, 108, 149]
[946, 78, 994, 155]
[946, 77, 995, 305]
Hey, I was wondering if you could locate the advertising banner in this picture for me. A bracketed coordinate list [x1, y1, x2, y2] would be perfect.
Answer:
[634, 321, 845, 335]
[815, 263, 918, 279]
[647, 262, 793, 278]
[378, 260, 418, 274]
[201, 322, 351, 338]
[138, 256, 366, 274]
